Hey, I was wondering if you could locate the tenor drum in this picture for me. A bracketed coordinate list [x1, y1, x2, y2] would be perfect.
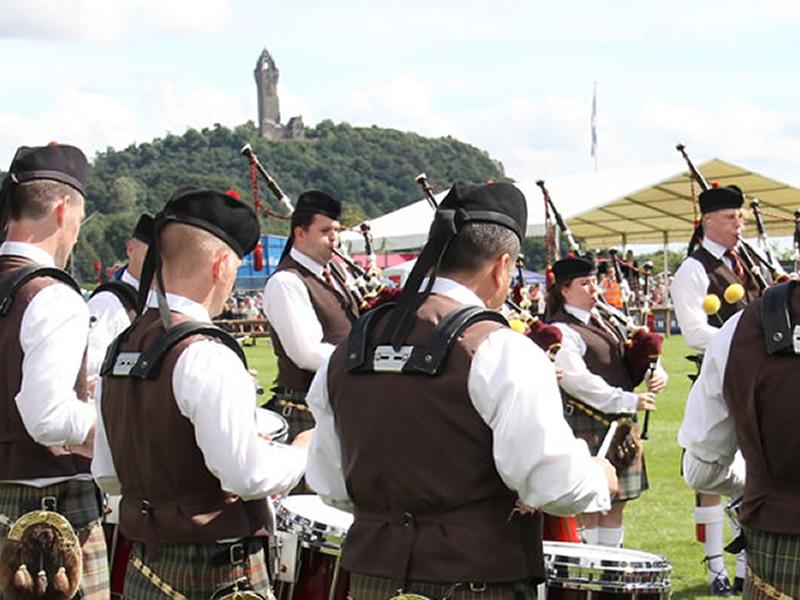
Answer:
[543, 542, 671, 599]
[256, 408, 289, 443]
[274, 495, 353, 600]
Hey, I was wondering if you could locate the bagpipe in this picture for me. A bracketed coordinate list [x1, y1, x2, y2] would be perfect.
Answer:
[240, 144, 397, 311]
[676, 143, 789, 291]
[535, 180, 664, 437]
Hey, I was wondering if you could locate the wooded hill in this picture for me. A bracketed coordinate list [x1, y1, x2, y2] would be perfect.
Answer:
[53, 120, 506, 281]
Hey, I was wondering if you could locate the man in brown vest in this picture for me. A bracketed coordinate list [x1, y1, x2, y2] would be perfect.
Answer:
[672, 184, 768, 595]
[679, 279, 800, 598]
[307, 182, 617, 599]
[263, 191, 359, 440]
[547, 257, 667, 549]
[86, 213, 154, 379]
[93, 188, 309, 598]
[0, 143, 108, 599]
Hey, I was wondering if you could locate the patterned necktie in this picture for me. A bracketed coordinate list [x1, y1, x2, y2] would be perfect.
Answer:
[725, 248, 746, 281]
[322, 263, 335, 289]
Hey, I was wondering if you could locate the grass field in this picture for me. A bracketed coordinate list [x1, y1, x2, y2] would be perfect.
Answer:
[244, 334, 737, 599]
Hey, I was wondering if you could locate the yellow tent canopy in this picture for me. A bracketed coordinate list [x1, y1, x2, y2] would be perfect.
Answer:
[567, 159, 800, 248]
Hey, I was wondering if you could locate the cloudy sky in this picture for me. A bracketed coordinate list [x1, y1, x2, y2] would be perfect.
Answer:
[3, 0, 800, 216]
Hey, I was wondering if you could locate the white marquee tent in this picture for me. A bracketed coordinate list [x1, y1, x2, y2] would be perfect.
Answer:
[340, 167, 671, 254]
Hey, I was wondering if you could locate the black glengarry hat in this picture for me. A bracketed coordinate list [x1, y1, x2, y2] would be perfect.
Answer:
[293, 190, 341, 222]
[552, 257, 596, 283]
[132, 214, 155, 245]
[281, 190, 342, 261]
[5, 143, 89, 195]
[699, 185, 744, 214]
[159, 188, 260, 258]
[381, 180, 527, 348]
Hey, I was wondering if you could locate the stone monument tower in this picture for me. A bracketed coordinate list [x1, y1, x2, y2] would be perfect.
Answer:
[254, 49, 305, 140]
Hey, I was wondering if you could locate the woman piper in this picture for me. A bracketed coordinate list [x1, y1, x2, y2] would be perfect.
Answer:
[546, 256, 667, 548]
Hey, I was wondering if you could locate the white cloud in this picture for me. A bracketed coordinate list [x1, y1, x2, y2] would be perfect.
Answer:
[0, 0, 233, 42]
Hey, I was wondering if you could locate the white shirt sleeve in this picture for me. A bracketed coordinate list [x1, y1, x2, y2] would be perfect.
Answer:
[263, 271, 336, 372]
[172, 340, 306, 499]
[553, 323, 638, 414]
[86, 291, 130, 379]
[91, 377, 120, 494]
[678, 312, 743, 494]
[671, 258, 718, 352]
[469, 329, 610, 516]
[17, 284, 95, 446]
[306, 359, 354, 512]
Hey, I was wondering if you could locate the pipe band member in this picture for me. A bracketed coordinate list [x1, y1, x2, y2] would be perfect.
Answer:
[263, 191, 359, 441]
[307, 181, 617, 599]
[548, 256, 667, 549]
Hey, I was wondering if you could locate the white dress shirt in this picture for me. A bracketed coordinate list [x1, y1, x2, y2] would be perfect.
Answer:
[86, 269, 139, 379]
[262, 247, 347, 372]
[553, 304, 642, 415]
[677, 312, 746, 497]
[0, 241, 95, 487]
[92, 292, 306, 500]
[670, 238, 737, 352]
[306, 277, 611, 517]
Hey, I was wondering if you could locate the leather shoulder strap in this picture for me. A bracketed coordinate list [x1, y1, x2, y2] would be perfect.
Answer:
[762, 280, 797, 355]
[101, 320, 247, 379]
[0, 265, 81, 317]
[90, 280, 138, 318]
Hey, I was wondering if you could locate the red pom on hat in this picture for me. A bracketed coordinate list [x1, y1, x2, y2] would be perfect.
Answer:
[226, 189, 241, 200]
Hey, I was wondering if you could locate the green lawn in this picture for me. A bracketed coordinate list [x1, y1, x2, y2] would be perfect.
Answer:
[244, 335, 737, 598]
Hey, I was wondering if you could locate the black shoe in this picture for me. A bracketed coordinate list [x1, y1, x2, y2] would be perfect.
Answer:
[733, 576, 744, 594]
[710, 575, 733, 596]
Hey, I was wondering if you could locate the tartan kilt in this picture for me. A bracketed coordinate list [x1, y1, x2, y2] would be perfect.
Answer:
[564, 407, 648, 503]
[743, 526, 800, 599]
[265, 396, 315, 443]
[123, 540, 270, 600]
[349, 573, 537, 600]
[0, 480, 109, 600]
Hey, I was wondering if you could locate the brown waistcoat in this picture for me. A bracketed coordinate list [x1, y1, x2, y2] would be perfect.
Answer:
[691, 246, 763, 325]
[270, 255, 358, 393]
[723, 292, 800, 534]
[550, 309, 634, 407]
[101, 309, 271, 545]
[327, 294, 544, 584]
[0, 255, 90, 479]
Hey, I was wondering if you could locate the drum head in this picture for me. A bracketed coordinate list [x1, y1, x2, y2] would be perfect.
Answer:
[543, 542, 671, 595]
[256, 408, 289, 443]
[275, 495, 353, 554]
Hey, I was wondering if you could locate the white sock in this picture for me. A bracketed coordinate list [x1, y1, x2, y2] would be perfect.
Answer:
[736, 551, 747, 579]
[695, 505, 728, 582]
[582, 527, 599, 545]
[598, 526, 624, 548]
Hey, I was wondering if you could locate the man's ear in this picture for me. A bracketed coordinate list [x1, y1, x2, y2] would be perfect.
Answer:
[54, 195, 69, 226]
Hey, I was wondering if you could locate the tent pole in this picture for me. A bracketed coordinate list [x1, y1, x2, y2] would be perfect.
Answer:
[663, 231, 669, 275]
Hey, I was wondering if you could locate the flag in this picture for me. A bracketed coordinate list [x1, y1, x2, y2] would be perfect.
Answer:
[591, 82, 598, 170]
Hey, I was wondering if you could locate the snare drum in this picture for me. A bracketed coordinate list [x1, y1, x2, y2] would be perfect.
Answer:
[256, 408, 289, 443]
[543, 542, 671, 599]
[274, 495, 353, 600]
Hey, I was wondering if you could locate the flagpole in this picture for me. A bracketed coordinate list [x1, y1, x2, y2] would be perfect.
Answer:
[591, 81, 598, 171]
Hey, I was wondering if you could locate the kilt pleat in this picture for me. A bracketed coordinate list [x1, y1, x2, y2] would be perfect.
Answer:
[564, 407, 647, 502]
[348, 573, 536, 600]
[743, 527, 800, 599]
[123, 540, 270, 600]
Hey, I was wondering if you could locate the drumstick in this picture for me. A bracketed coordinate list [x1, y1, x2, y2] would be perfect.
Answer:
[597, 421, 619, 458]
